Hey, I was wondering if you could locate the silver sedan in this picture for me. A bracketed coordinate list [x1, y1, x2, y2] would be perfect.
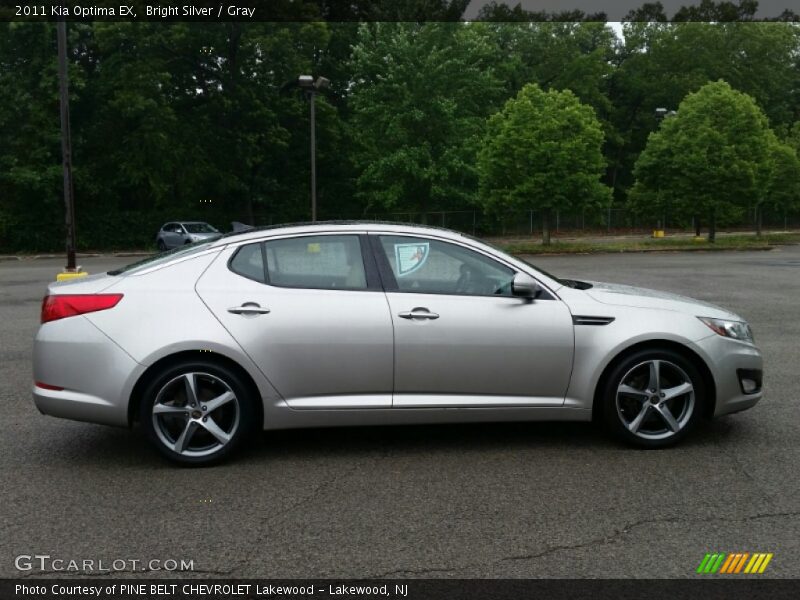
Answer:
[33, 223, 763, 465]
[155, 221, 220, 251]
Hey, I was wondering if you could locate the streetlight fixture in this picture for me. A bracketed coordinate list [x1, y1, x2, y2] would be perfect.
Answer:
[298, 75, 330, 222]
[654, 107, 677, 120]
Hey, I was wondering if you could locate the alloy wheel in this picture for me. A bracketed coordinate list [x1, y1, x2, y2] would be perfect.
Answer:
[151, 372, 240, 457]
[615, 359, 695, 441]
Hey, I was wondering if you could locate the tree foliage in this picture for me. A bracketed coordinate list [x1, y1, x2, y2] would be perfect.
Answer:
[3, 8, 800, 251]
[477, 84, 611, 244]
[760, 138, 800, 232]
[347, 22, 503, 215]
[630, 80, 773, 240]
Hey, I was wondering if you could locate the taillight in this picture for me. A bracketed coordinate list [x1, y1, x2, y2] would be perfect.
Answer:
[40, 294, 124, 324]
[35, 381, 64, 391]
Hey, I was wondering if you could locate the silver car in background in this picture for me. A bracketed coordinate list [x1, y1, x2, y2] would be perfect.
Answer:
[156, 221, 220, 251]
[33, 222, 763, 465]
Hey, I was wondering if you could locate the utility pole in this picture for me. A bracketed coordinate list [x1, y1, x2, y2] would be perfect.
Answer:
[297, 75, 329, 223]
[57, 20, 78, 273]
[309, 90, 316, 222]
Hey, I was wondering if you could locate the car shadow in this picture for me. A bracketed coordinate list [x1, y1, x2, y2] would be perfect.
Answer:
[29, 415, 752, 469]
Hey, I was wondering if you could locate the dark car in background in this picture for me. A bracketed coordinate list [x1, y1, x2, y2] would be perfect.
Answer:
[156, 221, 221, 251]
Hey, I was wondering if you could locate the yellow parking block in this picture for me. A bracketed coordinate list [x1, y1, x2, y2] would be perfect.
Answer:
[56, 271, 89, 281]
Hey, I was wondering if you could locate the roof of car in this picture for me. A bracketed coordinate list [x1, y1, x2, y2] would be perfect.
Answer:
[213, 220, 470, 245]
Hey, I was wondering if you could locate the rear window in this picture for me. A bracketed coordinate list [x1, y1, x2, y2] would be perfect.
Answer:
[108, 240, 219, 275]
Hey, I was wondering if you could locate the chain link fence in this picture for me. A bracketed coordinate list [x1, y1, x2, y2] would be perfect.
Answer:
[348, 208, 800, 238]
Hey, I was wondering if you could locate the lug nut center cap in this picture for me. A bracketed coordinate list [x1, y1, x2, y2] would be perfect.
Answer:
[191, 410, 202, 419]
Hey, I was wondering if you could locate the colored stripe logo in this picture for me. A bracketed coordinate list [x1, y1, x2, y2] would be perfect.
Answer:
[697, 552, 773, 574]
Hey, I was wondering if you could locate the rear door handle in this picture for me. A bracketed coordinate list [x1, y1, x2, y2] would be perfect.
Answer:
[398, 307, 439, 320]
[227, 302, 270, 315]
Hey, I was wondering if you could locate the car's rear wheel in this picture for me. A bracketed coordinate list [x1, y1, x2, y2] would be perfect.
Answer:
[602, 349, 705, 448]
[157, 239, 167, 251]
[140, 361, 258, 465]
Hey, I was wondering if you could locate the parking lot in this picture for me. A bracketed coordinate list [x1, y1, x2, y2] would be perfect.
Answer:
[1, 248, 798, 579]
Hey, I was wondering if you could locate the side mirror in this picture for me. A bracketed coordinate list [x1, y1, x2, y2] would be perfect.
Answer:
[512, 273, 542, 299]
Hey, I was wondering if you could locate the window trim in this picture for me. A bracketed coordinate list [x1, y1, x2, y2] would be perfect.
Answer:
[227, 234, 382, 292]
[369, 233, 553, 300]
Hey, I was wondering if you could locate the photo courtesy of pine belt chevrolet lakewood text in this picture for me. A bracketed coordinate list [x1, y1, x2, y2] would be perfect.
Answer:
[32, 222, 763, 465]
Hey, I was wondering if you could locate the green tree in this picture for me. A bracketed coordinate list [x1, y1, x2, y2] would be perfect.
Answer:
[610, 20, 800, 201]
[757, 137, 800, 235]
[477, 83, 611, 245]
[348, 22, 503, 217]
[630, 80, 772, 242]
[484, 22, 618, 137]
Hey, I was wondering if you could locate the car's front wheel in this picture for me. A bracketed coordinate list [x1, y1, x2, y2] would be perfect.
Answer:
[602, 349, 705, 448]
[157, 239, 167, 252]
[140, 360, 258, 465]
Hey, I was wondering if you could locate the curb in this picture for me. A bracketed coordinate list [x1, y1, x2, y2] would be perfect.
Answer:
[0, 252, 153, 261]
[512, 245, 781, 257]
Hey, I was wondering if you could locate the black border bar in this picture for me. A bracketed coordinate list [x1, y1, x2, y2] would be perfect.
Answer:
[2, 579, 800, 600]
[3, 0, 800, 22]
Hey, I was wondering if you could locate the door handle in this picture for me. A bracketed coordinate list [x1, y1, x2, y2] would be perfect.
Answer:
[227, 302, 271, 315]
[398, 307, 439, 320]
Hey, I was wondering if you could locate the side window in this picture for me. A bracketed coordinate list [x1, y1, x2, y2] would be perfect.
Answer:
[229, 243, 266, 283]
[264, 235, 367, 290]
[378, 236, 515, 297]
[163, 223, 176, 233]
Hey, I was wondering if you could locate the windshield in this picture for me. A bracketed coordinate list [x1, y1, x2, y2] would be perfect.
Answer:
[183, 222, 218, 233]
[467, 233, 565, 285]
[108, 239, 219, 275]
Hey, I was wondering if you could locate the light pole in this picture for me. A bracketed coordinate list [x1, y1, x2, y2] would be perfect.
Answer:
[57, 20, 79, 276]
[298, 75, 329, 222]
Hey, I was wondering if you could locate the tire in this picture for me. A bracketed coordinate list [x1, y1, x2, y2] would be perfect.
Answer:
[140, 360, 258, 466]
[157, 239, 167, 252]
[602, 348, 705, 448]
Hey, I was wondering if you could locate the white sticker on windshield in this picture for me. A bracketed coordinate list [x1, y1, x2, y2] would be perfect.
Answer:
[394, 243, 429, 277]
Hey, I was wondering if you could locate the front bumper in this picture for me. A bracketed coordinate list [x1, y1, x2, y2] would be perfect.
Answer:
[33, 316, 141, 427]
[690, 335, 763, 417]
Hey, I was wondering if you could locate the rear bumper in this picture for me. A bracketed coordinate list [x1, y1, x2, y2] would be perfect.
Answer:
[690, 335, 763, 417]
[33, 316, 141, 427]
[33, 385, 127, 426]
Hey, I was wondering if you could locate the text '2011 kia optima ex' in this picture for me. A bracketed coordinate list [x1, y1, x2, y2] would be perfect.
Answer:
[33, 223, 763, 465]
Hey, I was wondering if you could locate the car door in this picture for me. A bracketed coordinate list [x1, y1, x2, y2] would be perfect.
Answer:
[163, 223, 182, 248]
[372, 234, 574, 407]
[195, 233, 395, 408]
[174, 223, 190, 245]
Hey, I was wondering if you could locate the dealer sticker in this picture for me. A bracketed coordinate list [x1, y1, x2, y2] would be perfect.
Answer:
[394, 243, 429, 276]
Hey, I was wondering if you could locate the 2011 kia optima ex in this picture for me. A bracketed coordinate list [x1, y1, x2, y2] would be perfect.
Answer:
[33, 222, 763, 464]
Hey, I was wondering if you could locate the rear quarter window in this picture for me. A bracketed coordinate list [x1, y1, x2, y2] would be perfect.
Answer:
[229, 243, 266, 283]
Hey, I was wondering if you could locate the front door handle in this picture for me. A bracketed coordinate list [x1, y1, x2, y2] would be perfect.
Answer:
[398, 307, 439, 320]
[227, 302, 271, 315]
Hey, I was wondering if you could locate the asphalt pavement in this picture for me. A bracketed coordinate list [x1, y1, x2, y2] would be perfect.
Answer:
[0, 249, 798, 579]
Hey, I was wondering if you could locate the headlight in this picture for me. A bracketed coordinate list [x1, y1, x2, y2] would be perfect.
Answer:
[698, 317, 754, 344]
